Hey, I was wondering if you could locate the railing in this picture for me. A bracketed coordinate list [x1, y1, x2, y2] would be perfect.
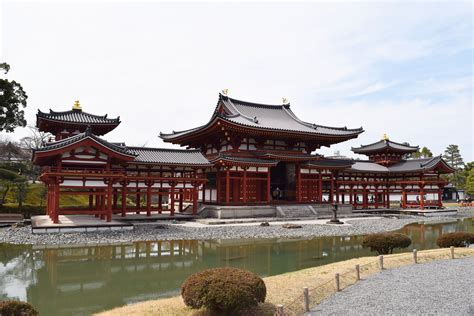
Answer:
[277, 247, 464, 316]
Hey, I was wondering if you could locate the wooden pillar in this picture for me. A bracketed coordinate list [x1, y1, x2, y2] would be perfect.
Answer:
[88, 192, 94, 211]
[136, 188, 141, 214]
[95, 194, 100, 218]
[107, 182, 113, 222]
[121, 185, 127, 217]
[192, 185, 198, 215]
[420, 185, 425, 210]
[243, 168, 247, 203]
[318, 171, 323, 202]
[375, 185, 379, 209]
[362, 185, 367, 209]
[179, 189, 184, 212]
[296, 163, 301, 202]
[437, 186, 442, 208]
[386, 186, 390, 208]
[113, 189, 118, 210]
[158, 190, 163, 213]
[53, 182, 60, 224]
[146, 183, 152, 216]
[329, 173, 334, 203]
[225, 168, 230, 204]
[267, 168, 271, 202]
[170, 184, 175, 216]
[349, 186, 353, 207]
[100, 192, 106, 220]
[402, 186, 407, 209]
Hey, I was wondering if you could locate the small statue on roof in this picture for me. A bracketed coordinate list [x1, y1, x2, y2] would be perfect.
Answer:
[221, 89, 229, 96]
[382, 133, 389, 141]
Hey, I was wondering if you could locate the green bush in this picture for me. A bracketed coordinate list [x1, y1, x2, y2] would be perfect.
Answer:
[436, 232, 474, 248]
[362, 233, 412, 255]
[181, 267, 266, 315]
[0, 205, 45, 218]
[0, 300, 38, 316]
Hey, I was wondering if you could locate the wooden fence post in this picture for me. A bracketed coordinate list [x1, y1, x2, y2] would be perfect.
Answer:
[335, 273, 340, 292]
[413, 249, 417, 264]
[303, 287, 309, 312]
[379, 255, 384, 270]
[355, 264, 360, 281]
[450, 246, 455, 259]
[277, 304, 284, 316]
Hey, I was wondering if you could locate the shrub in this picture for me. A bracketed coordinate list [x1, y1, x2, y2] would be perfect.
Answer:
[362, 233, 412, 255]
[436, 232, 474, 248]
[0, 300, 38, 316]
[181, 267, 266, 315]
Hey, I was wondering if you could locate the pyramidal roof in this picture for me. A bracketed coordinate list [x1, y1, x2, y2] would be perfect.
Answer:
[352, 138, 419, 154]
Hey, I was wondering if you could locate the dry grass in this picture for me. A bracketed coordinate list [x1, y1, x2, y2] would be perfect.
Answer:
[95, 248, 474, 316]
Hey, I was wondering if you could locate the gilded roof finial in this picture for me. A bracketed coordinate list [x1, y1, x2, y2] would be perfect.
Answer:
[221, 89, 229, 96]
[382, 133, 389, 141]
[73, 100, 82, 111]
[282, 97, 289, 105]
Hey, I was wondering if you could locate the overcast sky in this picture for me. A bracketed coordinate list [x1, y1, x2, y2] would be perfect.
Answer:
[1, 1, 472, 161]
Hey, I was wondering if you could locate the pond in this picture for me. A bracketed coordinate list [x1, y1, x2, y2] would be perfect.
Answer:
[0, 218, 472, 316]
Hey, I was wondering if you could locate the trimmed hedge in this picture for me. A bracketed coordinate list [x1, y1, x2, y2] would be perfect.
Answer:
[0, 300, 38, 316]
[437, 232, 474, 248]
[0, 205, 45, 218]
[362, 232, 412, 255]
[181, 267, 266, 315]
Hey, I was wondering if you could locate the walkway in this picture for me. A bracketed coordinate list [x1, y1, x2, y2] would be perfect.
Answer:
[309, 257, 474, 316]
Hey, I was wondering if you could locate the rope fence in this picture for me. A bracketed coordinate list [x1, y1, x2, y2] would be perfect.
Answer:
[277, 247, 459, 316]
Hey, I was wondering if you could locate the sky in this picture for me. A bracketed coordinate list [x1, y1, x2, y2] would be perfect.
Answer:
[1, 0, 473, 161]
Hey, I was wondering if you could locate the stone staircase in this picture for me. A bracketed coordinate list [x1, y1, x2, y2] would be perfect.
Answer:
[276, 205, 317, 218]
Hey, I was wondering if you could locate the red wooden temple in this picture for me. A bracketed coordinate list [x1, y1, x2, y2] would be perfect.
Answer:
[33, 95, 455, 222]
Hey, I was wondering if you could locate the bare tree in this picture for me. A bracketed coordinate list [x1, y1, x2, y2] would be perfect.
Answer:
[20, 126, 51, 150]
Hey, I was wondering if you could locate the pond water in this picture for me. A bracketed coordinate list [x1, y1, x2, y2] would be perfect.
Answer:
[0, 218, 472, 316]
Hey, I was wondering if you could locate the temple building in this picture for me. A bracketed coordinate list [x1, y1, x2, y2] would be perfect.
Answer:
[32, 93, 455, 223]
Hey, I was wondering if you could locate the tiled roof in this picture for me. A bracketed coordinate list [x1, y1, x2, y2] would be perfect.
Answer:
[210, 154, 278, 166]
[346, 156, 455, 174]
[34, 130, 135, 157]
[37, 109, 120, 125]
[160, 94, 364, 140]
[127, 147, 211, 166]
[352, 139, 419, 154]
[303, 158, 354, 168]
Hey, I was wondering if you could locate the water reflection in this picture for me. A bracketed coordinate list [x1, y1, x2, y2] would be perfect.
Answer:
[0, 218, 472, 316]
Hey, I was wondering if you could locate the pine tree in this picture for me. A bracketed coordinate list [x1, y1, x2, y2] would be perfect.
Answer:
[443, 144, 465, 188]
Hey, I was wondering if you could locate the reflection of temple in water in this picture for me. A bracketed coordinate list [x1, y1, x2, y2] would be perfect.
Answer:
[25, 236, 370, 315]
[14, 218, 472, 316]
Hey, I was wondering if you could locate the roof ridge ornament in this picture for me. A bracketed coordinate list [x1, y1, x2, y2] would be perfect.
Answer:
[382, 133, 389, 141]
[221, 89, 229, 96]
[282, 97, 289, 105]
[72, 100, 82, 111]
[85, 125, 92, 135]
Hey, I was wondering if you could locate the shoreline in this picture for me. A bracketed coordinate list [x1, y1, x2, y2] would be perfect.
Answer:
[95, 248, 474, 316]
[1, 208, 473, 246]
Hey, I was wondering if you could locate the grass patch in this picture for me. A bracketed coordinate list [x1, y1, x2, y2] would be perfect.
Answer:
[94, 248, 474, 316]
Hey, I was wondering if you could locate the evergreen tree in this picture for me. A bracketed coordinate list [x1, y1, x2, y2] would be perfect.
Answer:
[0, 63, 28, 132]
[465, 169, 474, 197]
[411, 146, 433, 159]
[443, 144, 464, 188]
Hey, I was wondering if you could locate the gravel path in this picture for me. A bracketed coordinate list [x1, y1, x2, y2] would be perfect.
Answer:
[310, 257, 474, 316]
[0, 215, 464, 245]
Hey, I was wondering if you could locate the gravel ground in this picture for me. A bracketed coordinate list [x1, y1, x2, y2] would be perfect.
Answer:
[310, 257, 474, 316]
[0, 215, 468, 245]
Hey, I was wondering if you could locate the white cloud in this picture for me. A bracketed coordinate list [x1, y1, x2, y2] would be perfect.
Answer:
[1, 1, 472, 161]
